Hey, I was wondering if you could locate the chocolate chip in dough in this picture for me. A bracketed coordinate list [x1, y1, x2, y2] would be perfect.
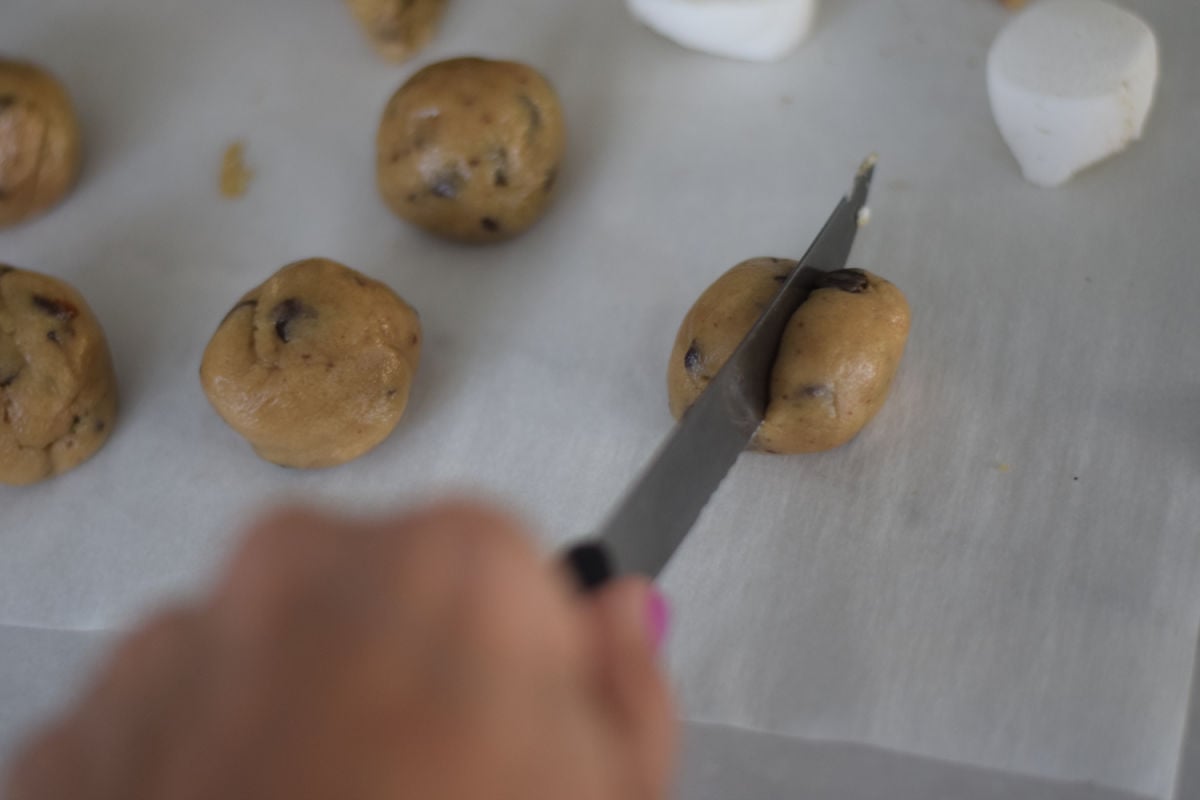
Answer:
[684, 342, 703, 373]
[31, 295, 79, 320]
[429, 167, 465, 199]
[271, 298, 316, 343]
[490, 148, 511, 187]
[814, 268, 869, 293]
[518, 93, 541, 137]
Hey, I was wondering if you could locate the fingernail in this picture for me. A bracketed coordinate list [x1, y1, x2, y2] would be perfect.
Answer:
[647, 587, 670, 650]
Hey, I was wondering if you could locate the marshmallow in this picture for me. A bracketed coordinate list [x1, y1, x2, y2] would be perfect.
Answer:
[987, 0, 1160, 187]
[626, 0, 819, 62]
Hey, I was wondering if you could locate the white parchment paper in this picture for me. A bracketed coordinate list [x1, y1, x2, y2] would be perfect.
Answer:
[2, 0, 1198, 797]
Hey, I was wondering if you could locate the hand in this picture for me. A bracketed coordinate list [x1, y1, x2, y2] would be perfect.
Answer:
[5, 501, 675, 800]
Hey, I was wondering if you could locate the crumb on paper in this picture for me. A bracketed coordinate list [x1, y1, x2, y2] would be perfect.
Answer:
[857, 207, 871, 227]
[220, 140, 253, 199]
[780, 95, 793, 106]
[996, 462, 1011, 473]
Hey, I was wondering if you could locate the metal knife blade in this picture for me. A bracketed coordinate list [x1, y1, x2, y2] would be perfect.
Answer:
[564, 156, 877, 590]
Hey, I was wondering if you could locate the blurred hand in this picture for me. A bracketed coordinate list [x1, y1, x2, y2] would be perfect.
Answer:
[4, 501, 675, 800]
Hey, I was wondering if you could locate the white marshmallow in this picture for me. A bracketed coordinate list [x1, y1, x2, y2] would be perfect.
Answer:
[626, 0, 819, 62]
[987, 0, 1159, 187]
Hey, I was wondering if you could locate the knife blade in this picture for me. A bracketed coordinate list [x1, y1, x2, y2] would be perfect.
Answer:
[564, 155, 877, 591]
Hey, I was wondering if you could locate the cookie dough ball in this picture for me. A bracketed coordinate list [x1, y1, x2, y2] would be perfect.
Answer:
[345, 0, 448, 62]
[376, 57, 566, 243]
[0, 58, 83, 229]
[668, 258, 910, 454]
[0, 266, 117, 485]
[200, 258, 421, 469]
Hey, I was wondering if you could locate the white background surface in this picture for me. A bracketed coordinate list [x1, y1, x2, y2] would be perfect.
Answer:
[2, 0, 1199, 797]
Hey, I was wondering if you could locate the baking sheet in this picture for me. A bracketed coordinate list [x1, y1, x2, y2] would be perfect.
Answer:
[2, 0, 1199, 797]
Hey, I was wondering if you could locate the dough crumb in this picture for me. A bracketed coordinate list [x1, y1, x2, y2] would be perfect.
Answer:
[219, 141, 253, 199]
[997, 462, 1011, 473]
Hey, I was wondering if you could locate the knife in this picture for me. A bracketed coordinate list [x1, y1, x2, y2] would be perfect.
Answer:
[564, 155, 877, 591]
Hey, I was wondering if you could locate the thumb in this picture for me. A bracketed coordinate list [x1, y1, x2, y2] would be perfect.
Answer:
[586, 578, 676, 798]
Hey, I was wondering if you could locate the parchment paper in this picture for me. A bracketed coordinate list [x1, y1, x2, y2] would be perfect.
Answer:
[2, 0, 1199, 797]
[0, 623, 1155, 800]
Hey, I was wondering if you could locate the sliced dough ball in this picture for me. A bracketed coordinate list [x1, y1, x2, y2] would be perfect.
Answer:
[626, 0, 818, 62]
[344, 0, 448, 63]
[200, 258, 421, 469]
[0, 266, 118, 485]
[0, 58, 84, 228]
[668, 258, 910, 454]
[987, 0, 1159, 187]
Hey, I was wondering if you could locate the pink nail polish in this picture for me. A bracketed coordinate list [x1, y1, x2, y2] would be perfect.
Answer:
[647, 588, 670, 649]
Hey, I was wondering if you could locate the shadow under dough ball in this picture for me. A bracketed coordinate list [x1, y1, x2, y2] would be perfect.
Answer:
[200, 258, 422, 469]
[0, 266, 118, 485]
[0, 58, 83, 229]
[376, 57, 566, 243]
[668, 258, 911, 454]
[344, 0, 448, 62]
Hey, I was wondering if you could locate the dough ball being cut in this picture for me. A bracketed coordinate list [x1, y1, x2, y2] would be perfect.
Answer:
[344, 0, 448, 62]
[376, 57, 566, 243]
[200, 258, 421, 469]
[668, 258, 910, 454]
[626, 0, 818, 62]
[0, 58, 83, 228]
[987, 0, 1159, 187]
[0, 265, 117, 485]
